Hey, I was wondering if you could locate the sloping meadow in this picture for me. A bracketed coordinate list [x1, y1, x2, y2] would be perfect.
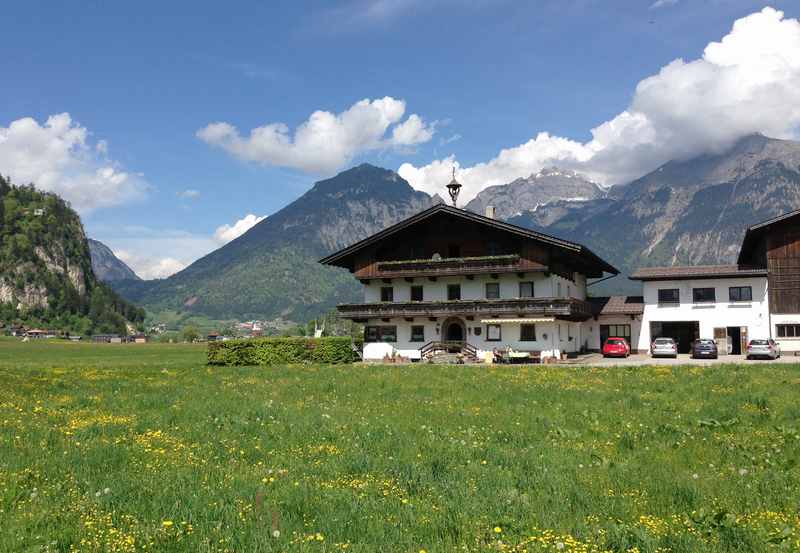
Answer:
[1, 339, 799, 551]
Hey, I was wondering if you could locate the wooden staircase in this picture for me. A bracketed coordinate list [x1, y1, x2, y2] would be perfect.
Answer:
[420, 341, 480, 364]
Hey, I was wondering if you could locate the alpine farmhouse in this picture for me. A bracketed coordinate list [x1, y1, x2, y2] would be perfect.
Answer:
[321, 174, 800, 361]
[320, 198, 620, 362]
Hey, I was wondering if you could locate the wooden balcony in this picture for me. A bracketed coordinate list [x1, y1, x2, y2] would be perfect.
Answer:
[372, 254, 534, 279]
[338, 297, 593, 321]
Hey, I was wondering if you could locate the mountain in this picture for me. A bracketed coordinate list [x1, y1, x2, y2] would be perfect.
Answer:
[117, 164, 439, 323]
[465, 167, 606, 219]
[509, 134, 800, 293]
[0, 177, 145, 334]
[88, 239, 141, 282]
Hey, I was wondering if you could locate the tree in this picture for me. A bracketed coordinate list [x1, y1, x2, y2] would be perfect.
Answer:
[182, 325, 200, 343]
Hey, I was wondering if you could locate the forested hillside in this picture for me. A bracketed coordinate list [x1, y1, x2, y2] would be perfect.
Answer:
[0, 176, 145, 334]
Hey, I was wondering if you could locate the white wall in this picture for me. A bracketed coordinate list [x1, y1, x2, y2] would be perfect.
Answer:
[771, 314, 800, 353]
[638, 277, 769, 351]
[362, 318, 581, 361]
[363, 272, 586, 303]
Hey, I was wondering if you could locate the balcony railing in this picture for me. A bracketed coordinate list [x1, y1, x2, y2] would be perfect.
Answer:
[338, 297, 593, 321]
[374, 254, 524, 277]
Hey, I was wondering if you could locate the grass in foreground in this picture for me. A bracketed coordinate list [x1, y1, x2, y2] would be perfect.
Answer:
[1, 339, 799, 552]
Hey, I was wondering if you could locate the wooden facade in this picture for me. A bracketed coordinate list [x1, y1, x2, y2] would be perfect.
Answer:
[766, 219, 800, 314]
[738, 209, 800, 315]
[323, 204, 617, 280]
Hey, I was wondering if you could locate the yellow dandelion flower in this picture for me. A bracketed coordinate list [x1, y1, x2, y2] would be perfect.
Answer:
[162, 520, 174, 528]
[494, 526, 502, 533]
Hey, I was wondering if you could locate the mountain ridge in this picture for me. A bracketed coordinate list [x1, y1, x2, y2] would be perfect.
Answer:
[88, 239, 141, 282]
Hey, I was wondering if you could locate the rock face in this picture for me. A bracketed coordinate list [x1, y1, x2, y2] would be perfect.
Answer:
[510, 134, 800, 293]
[465, 167, 606, 220]
[0, 183, 93, 313]
[117, 164, 440, 322]
[88, 239, 140, 282]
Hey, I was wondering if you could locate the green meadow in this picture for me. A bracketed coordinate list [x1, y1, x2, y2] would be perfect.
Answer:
[1, 338, 799, 552]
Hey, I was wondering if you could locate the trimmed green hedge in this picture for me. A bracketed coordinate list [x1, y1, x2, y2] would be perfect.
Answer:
[207, 336, 355, 365]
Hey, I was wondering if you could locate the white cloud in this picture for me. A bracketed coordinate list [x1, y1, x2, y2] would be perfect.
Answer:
[114, 251, 187, 280]
[400, 7, 800, 203]
[92, 213, 269, 281]
[650, 0, 678, 9]
[213, 214, 266, 245]
[177, 189, 200, 199]
[197, 97, 435, 174]
[0, 113, 147, 213]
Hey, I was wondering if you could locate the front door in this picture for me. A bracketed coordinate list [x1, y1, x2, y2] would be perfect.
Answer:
[445, 321, 464, 342]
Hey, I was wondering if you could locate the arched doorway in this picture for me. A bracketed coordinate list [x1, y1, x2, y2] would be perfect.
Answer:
[442, 317, 466, 349]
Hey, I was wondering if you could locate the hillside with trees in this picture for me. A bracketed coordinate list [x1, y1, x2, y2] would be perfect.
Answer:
[0, 175, 145, 335]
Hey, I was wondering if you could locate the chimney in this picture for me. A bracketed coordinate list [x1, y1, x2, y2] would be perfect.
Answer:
[485, 205, 496, 219]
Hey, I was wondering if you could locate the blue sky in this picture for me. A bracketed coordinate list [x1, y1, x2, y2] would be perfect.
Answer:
[2, 0, 799, 278]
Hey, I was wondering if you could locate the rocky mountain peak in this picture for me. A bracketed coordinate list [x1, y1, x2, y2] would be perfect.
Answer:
[465, 167, 605, 220]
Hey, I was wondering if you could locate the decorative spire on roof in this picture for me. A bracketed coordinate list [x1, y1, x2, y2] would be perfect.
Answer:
[446, 166, 462, 207]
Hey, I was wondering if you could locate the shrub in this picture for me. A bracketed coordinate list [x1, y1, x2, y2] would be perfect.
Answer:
[207, 336, 355, 366]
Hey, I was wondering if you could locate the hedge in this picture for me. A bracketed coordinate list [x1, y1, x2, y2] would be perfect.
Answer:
[207, 336, 356, 366]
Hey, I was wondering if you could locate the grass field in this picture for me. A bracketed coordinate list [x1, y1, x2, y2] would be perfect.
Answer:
[1, 338, 799, 552]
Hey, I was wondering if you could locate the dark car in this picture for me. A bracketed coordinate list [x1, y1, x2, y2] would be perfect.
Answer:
[602, 337, 630, 358]
[691, 338, 718, 359]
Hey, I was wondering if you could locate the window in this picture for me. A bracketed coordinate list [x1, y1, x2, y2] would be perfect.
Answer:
[520, 324, 536, 341]
[364, 326, 397, 343]
[447, 284, 461, 300]
[567, 285, 571, 298]
[486, 324, 501, 341]
[729, 286, 752, 302]
[557, 282, 562, 297]
[448, 244, 461, 258]
[409, 245, 425, 259]
[473, 327, 482, 336]
[380, 287, 394, 302]
[487, 241, 500, 255]
[693, 287, 716, 303]
[658, 288, 680, 304]
[485, 282, 500, 299]
[777, 324, 800, 338]
[410, 286, 423, 302]
[410, 325, 425, 342]
[519, 281, 534, 298]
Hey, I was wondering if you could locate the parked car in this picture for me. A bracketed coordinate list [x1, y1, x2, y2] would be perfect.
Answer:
[691, 338, 718, 359]
[746, 339, 781, 360]
[651, 337, 678, 358]
[602, 337, 630, 358]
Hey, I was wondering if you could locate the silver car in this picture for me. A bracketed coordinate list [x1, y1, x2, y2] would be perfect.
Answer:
[651, 337, 678, 358]
[746, 339, 781, 360]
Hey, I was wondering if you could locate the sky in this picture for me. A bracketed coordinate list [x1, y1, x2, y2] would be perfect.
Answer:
[2, 0, 800, 279]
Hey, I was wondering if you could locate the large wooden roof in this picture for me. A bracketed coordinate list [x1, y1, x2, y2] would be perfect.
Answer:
[319, 203, 618, 275]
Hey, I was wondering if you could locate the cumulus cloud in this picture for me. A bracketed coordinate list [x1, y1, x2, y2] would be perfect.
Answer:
[213, 214, 267, 245]
[400, 7, 800, 202]
[114, 251, 187, 280]
[177, 189, 200, 199]
[650, 0, 678, 9]
[197, 97, 435, 174]
[0, 113, 147, 213]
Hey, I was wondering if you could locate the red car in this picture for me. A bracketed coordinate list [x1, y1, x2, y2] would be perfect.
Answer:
[602, 337, 630, 358]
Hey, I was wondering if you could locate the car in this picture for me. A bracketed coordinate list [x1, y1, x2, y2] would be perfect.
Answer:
[691, 338, 718, 359]
[651, 337, 678, 358]
[746, 339, 781, 360]
[602, 337, 630, 358]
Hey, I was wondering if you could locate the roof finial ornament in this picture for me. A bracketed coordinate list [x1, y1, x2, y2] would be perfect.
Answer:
[446, 166, 462, 208]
